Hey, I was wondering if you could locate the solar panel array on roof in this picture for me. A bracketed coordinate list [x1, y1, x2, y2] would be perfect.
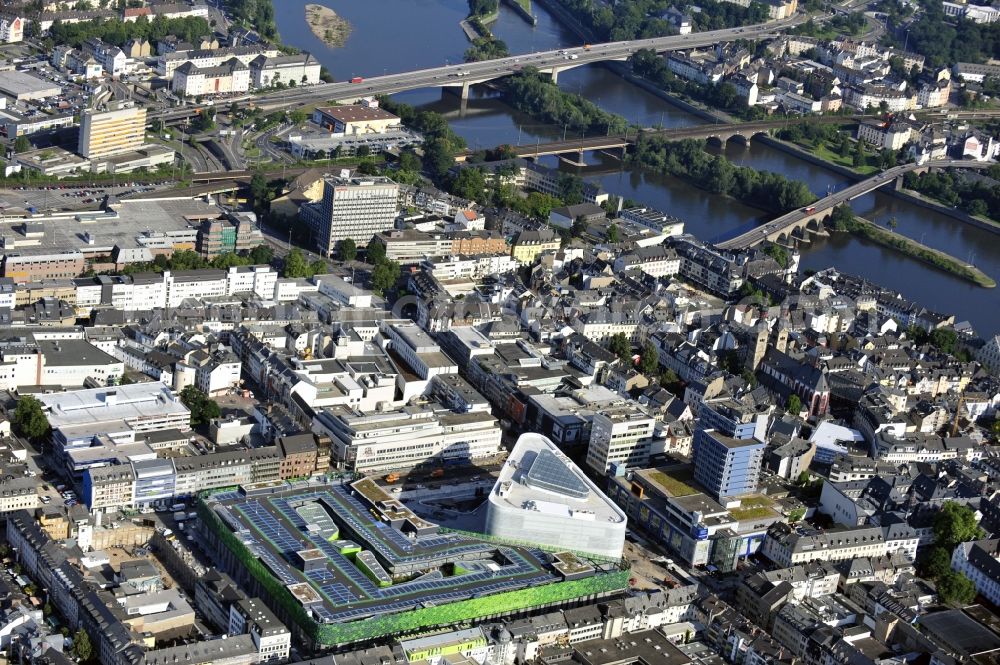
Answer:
[524, 448, 590, 499]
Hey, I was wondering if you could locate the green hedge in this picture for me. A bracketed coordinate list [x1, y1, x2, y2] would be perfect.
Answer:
[198, 496, 630, 646]
[312, 567, 631, 645]
[196, 499, 315, 630]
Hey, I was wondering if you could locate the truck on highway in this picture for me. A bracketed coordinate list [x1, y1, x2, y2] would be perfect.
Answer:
[351, 76, 364, 83]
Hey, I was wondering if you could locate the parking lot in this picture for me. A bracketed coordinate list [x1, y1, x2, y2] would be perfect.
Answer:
[0, 183, 171, 214]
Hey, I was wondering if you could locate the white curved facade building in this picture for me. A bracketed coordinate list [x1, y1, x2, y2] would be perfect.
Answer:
[485, 433, 627, 559]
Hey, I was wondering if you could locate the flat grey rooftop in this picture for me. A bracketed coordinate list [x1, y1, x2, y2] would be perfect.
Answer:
[0, 197, 220, 256]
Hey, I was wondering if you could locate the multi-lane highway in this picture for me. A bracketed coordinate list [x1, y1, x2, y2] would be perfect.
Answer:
[150, 17, 803, 123]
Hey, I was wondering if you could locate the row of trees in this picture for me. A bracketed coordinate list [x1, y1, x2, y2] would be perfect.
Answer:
[902, 169, 1000, 221]
[555, 0, 768, 40]
[282, 248, 327, 279]
[893, 0, 1000, 68]
[827, 204, 993, 288]
[504, 69, 630, 137]
[114, 247, 275, 276]
[48, 15, 211, 48]
[378, 99, 467, 182]
[630, 137, 816, 214]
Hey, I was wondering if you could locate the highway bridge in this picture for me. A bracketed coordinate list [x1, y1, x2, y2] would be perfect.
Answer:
[713, 160, 993, 251]
[150, 17, 801, 124]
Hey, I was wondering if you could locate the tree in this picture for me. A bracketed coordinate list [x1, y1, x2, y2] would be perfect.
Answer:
[786, 394, 802, 414]
[937, 570, 977, 606]
[371, 259, 400, 295]
[452, 168, 486, 201]
[340, 238, 357, 262]
[762, 244, 789, 268]
[607, 224, 620, 243]
[73, 629, 93, 662]
[887, 216, 898, 231]
[830, 204, 857, 231]
[608, 333, 632, 363]
[14, 136, 30, 153]
[398, 150, 421, 173]
[639, 342, 659, 375]
[12, 395, 49, 441]
[179, 386, 221, 427]
[249, 171, 268, 209]
[248, 244, 274, 265]
[929, 328, 959, 355]
[556, 172, 585, 205]
[853, 140, 866, 168]
[967, 199, 989, 217]
[282, 249, 310, 278]
[920, 545, 953, 580]
[309, 259, 327, 276]
[366, 238, 387, 265]
[660, 368, 681, 393]
[934, 501, 983, 548]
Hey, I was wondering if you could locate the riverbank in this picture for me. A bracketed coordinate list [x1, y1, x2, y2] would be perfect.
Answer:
[502, 0, 537, 24]
[833, 217, 996, 288]
[305, 4, 352, 48]
[764, 135, 1000, 238]
[894, 187, 1000, 236]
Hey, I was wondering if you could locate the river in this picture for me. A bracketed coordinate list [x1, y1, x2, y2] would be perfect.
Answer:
[274, 0, 1000, 335]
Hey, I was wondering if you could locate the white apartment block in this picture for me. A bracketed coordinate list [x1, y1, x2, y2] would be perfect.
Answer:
[157, 45, 280, 80]
[425, 254, 518, 281]
[249, 54, 322, 88]
[0, 478, 38, 514]
[172, 58, 250, 97]
[586, 409, 657, 474]
[857, 120, 913, 151]
[0, 15, 25, 42]
[74, 266, 279, 312]
[381, 322, 458, 380]
[978, 335, 1000, 375]
[952, 540, 1000, 606]
[760, 524, 887, 568]
[194, 356, 241, 396]
[0, 339, 124, 391]
[312, 404, 501, 473]
[943, 1, 1000, 23]
[612, 246, 681, 278]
